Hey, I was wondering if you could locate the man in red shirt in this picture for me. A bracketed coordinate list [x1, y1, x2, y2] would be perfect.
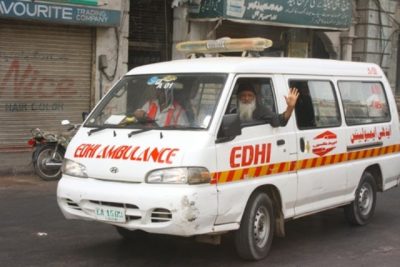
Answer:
[133, 87, 188, 127]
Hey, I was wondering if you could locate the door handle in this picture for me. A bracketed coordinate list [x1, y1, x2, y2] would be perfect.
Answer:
[300, 137, 305, 152]
[277, 139, 285, 146]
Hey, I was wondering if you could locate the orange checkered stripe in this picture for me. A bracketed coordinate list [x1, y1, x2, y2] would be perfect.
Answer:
[210, 144, 400, 184]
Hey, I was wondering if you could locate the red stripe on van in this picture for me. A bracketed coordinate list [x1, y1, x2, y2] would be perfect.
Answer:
[290, 161, 296, 171]
[320, 156, 327, 166]
[226, 170, 235, 182]
[311, 158, 318, 168]
[278, 162, 286, 173]
[211, 144, 400, 185]
[338, 153, 345, 163]
[301, 159, 308, 170]
[360, 149, 367, 159]
[254, 166, 262, 177]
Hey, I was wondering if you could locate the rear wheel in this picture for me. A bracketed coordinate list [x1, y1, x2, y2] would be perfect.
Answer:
[344, 172, 377, 226]
[234, 192, 275, 261]
[34, 144, 64, 181]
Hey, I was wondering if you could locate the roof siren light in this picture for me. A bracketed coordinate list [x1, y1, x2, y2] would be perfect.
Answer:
[176, 37, 273, 56]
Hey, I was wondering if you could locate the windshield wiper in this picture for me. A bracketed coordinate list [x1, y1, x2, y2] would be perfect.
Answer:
[162, 125, 204, 130]
[87, 126, 110, 136]
[128, 128, 153, 138]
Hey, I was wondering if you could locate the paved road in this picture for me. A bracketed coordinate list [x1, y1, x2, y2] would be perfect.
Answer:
[1, 175, 400, 267]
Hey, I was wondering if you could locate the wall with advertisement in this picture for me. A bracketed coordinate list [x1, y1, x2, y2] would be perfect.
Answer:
[0, 0, 128, 175]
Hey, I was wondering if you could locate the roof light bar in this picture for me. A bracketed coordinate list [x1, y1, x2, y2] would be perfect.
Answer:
[176, 37, 273, 55]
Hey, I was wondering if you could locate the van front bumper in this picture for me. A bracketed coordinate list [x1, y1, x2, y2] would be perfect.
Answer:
[57, 175, 218, 236]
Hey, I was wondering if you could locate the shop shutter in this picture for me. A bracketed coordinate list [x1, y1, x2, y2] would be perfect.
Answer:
[0, 20, 93, 152]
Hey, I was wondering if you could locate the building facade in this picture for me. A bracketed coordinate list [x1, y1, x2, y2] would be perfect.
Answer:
[0, 0, 129, 174]
[171, 0, 399, 94]
[352, 0, 399, 95]
[128, 0, 173, 69]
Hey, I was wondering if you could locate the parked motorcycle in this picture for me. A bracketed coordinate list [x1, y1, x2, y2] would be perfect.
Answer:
[28, 120, 79, 181]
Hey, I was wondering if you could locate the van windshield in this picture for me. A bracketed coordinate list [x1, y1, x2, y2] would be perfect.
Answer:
[85, 73, 227, 130]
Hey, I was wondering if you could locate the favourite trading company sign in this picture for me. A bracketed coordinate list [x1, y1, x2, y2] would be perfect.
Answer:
[0, 0, 120, 27]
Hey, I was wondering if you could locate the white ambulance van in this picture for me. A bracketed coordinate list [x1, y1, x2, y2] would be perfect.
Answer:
[57, 38, 400, 260]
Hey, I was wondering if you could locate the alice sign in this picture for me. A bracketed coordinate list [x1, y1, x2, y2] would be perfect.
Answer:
[0, 0, 120, 27]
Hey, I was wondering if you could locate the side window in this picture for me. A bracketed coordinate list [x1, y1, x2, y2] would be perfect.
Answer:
[338, 81, 390, 125]
[228, 77, 276, 125]
[190, 80, 224, 127]
[290, 80, 341, 129]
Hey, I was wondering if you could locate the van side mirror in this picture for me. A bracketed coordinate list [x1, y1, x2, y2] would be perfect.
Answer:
[216, 114, 241, 143]
[264, 114, 280, 128]
[82, 112, 89, 121]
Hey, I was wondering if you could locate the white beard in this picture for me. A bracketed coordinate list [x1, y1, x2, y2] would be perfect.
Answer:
[239, 101, 256, 122]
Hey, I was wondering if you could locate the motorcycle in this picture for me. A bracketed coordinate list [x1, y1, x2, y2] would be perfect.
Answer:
[28, 120, 79, 181]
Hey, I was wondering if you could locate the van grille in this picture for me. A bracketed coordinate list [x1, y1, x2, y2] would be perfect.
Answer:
[66, 199, 82, 210]
[151, 208, 172, 223]
[89, 200, 138, 210]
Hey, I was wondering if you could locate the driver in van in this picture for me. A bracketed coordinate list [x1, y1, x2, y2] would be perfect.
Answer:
[237, 83, 299, 126]
[132, 86, 189, 127]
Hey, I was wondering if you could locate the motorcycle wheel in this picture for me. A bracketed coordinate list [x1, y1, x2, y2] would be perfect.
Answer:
[34, 144, 65, 181]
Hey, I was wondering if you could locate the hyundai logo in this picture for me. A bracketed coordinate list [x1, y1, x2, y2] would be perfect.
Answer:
[110, 167, 119, 174]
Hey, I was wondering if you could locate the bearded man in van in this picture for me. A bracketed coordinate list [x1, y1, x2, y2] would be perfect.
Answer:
[237, 83, 299, 127]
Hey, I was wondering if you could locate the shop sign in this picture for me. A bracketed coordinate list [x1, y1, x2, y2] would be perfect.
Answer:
[48, 0, 98, 6]
[0, 0, 120, 27]
[189, 0, 352, 30]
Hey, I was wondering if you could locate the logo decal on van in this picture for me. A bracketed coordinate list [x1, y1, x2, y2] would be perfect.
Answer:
[230, 143, 271, 168]
[312, 131, 337, 157]
[110, 167, 119, 174]
[351, 126, 391, 143]
[73, 144, 179, 164]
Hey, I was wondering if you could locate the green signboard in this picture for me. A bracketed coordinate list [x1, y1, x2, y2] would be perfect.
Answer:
[46, 0, 98, 6]
[189, 0, 352, 30]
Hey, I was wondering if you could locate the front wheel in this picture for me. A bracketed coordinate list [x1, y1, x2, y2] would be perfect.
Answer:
[33, 144, 64, 181]
[344, 172, 377, 226]
[234, 192, 275, 261]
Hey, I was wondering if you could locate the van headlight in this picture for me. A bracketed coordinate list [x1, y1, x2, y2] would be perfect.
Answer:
[62, 159, 88, 178]
[146, 167, 211, 184]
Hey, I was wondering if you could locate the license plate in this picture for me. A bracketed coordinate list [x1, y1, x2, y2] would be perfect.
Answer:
[95, 206, 126, 223]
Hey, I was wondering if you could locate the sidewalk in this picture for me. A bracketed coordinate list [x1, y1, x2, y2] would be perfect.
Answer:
[0, 173, 57, 189]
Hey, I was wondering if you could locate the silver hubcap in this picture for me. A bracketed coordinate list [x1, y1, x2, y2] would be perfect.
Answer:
[38, 149, 61, 175]
[358, 182, 373, 216]
[253, 206, 270, 248]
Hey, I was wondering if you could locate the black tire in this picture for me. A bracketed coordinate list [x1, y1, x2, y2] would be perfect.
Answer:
[344, 172, 377, 226]
[234, 192, 275, 261]
[115, 226, 147, 240]
[33, 144, 64, 181]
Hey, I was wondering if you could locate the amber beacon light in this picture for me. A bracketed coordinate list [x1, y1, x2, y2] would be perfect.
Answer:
[176, 37, 273, 55]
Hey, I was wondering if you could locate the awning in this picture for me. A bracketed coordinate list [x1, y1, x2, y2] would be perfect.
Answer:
[188, 0, 352, 30]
